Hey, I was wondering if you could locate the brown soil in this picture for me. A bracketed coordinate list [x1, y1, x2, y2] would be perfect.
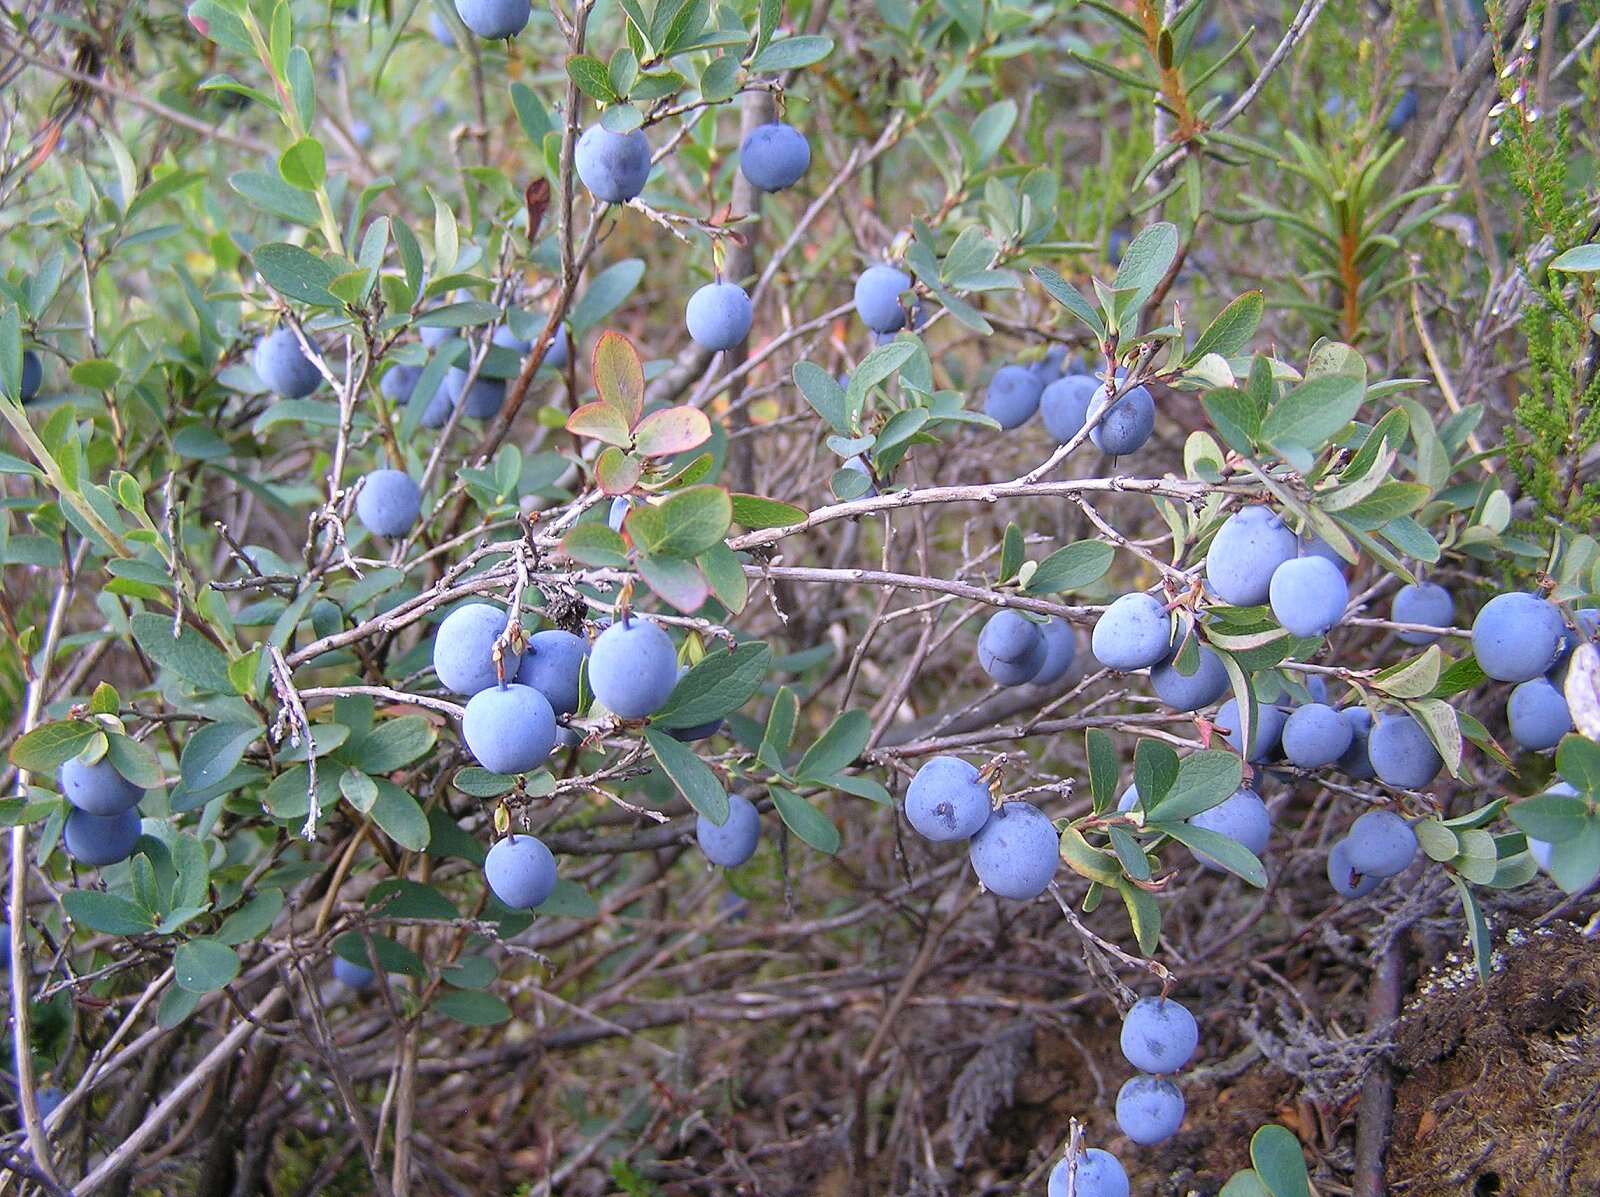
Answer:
[1388, 921, 1600, 1197]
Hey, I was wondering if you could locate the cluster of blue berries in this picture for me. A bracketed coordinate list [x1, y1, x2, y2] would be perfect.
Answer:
[431, 602, 701, 908]
[904, 757, 1060, 900]
[976, 611, 1077, 688]
[982, 351, 1156, 458]
[434, 601, 760, 897]
[57, 756, 146, 868]
[573, 119, 810, 354]
[1043, 995, 1200, 1194]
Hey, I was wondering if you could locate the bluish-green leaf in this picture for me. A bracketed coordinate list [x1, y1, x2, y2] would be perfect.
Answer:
[653, 642, 770, 728]
[216, 889, 285, 946]
[62, 890, 156, 936]
[131, 613, 234, 692]
[252, 242, 341, 307]
[369, 781, 431, 851]
[750, 34, 833, 71]
[770, 784, 839, 854]
[795, 709, 870, 782]
[174, 939, 240, 993]
[1249, 1125, 1311, 1197]
[434, 989, 512, 1026]
[1025, 541, 1114, 593]
[179, 722, 262, 792]
[644, 728, 729, 824]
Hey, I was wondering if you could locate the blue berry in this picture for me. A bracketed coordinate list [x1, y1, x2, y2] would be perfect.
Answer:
[334, 956, 376, 990]
[1206, 507, 1297, 607]
[432, 603, 519, 696]
[1047, 1148, 1129, 1197]
[484, 834, 557, 909]
[515, 629, 588, 716]
[1337, 706, 1376, 779]
[1392, 582, 1454, 646]
[697, 792, 761, 867]
[977, 611, 1047, 686]
[1091, 593, 1172, 671]
[420, 322, 455, 350]
[1030, 344, 1070, 384]
[1150, 644, 1228, 712]
[543, 322, 571, 369]
[59, 756, 143, 816]
[1114, 1074, 1185, 1145]
[1269, 556, 1348, 637]
[685, 282, 753, 351]
[1298, 532, 1347, 571]
[1086, 382, 1155, 455]
[1507, 677, 1571, 751]
[1215, 698, 1286, 762]
[1040, 374, 1097, 443]
[1327, 837, 1381, 898]
[1280, 702, 1353, 768]
[575, 126, 652, 203]
[1029, 617, 1078, 687]
[739, 122, 811, 191]
[492, 323, 531, 354]
[411, 370, 453, 429]
[983, 364, 1044, 430]
[1188, 786, 1271, 866]
[20, 349, 42, 403]
[1367, 714, 1442, 789]
[355, 469, 422, 539]
[1345, 809, 1417, 878]
[1471, 592, 1566, 682]
[462, 683, 556, 775]
[380, 363, 421, 404]
[608, 495, 635, 532]
[1386, 87, 1419, 132]
[37, 1088, 64, 1120]
[63, 808, 141, 867]
[253, 328, 322, 398]
[589, 616, 678, 718]
[1120, 995, 1199, 1073]
[853, 265, 912, 334]
[1529, 836, 1553, 871]
[968, 800, 1058, 900]
[905, 756, 992, 842]
[453, 0, 531, 39]
[444, 366, 505, 420]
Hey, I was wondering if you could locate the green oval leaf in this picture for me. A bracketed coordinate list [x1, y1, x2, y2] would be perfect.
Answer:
[1024, 541, 1114, 594]
[9, 720, 100, 774]
[654, 642, 770, 728]
[278, 137, 326, 191]
[174, 938, 241, 993]
[749, 34, 833, 71]
[1249, 1125, 1310, 1197]
[625, 485, 732, 557]
[61, 890, 157, 936]
[644, 727, 729, 825]
[434, 989, 513, 1026]
[251, 242, 340, 307]
[770, 784, 839, 854]
[730, 493, 806, 530]
[795, 709, 870, 783]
